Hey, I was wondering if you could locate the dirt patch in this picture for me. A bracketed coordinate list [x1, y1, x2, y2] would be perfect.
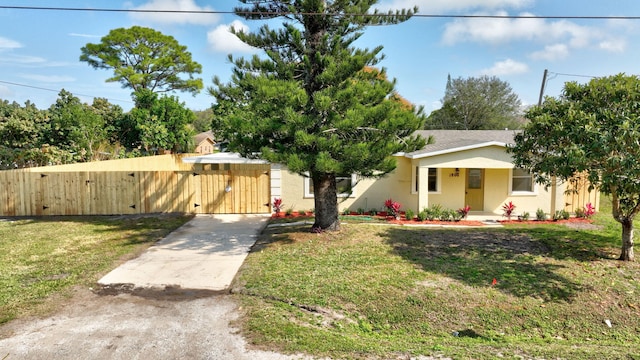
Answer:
[0, 287, 309, 360]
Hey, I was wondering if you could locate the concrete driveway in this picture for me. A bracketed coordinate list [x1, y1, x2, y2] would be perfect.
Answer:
[99, 214, 270, 291]
[0, 214, 316, 360]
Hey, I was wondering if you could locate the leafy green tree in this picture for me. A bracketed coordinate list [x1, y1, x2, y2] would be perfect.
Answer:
[427, 75, 523, 130]
[509, 74, 640, 261]
[125, 89, 195, 154]
[210, 0, 426, 231]
[80, 26, 203, 95]
[192, 109, 214, 133]
[46, 90, 109, 161]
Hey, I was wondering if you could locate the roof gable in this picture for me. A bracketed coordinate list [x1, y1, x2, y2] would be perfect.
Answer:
[407, 130, 518, 159]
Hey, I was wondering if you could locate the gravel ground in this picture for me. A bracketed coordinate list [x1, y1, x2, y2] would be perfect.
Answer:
[0, 287, 309, 360]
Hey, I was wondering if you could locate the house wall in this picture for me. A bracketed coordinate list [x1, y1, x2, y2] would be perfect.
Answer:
[277, 157, 416, 213]
[424, 167, 465, 210]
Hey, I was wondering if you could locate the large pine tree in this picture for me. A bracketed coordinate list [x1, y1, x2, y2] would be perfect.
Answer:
[210, 0, 426, 231]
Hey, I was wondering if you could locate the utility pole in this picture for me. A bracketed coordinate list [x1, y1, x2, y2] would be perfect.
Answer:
[537, 68, 557, 215]
[538, 68, 548, 106]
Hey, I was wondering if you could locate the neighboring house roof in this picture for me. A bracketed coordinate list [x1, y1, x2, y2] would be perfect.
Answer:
[182, 152, 269, 164]
[194, 130, 215, 145]
[405, 130, 519, 159]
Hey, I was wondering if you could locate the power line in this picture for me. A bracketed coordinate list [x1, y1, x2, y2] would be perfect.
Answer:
[0, 80, 133, 105]
[0, 5, 639, 20]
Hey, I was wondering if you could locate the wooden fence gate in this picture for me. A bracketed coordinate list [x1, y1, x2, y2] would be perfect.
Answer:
[0, 166, 271, 216]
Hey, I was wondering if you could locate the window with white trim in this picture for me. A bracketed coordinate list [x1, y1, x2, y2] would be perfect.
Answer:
[413, 167, 440, 194]
[304, 174, 356, 198]
[511, 168, 535, 194]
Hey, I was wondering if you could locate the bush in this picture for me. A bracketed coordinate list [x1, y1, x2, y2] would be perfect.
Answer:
[553, 209, 570, 220]
[357, 208, 366, 215]
[369, 208, 378, 216]
[404, 209, 415, 221]
[423, 204, 443, 221]
[285, 208, 294, 216]
[342, 208, 351, 215]
[536, 208, 546, 221]
[439, 209, 453, 222]
[520, 212, 530, 221]
[575, 208, 586, 218]
[417, 211, 428, 221]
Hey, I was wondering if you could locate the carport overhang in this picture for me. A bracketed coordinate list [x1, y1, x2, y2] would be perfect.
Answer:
[182, 152, 269, 164]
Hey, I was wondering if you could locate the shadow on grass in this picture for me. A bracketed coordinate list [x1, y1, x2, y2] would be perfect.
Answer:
[380, 227, 611, 302]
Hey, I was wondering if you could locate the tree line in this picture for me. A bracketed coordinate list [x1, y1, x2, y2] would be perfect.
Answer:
[0, 90, 211, 170]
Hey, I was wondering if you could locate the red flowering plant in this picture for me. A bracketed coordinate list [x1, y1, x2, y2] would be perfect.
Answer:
[457, 205, 471, 219]
[584, 202, 596, 218]
[272, 198, 283, 215]
[384, 198, 402, 219]
[501, 201, 516, 221]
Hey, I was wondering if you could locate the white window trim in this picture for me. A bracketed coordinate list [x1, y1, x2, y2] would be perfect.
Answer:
[412, 166, 441, 195]
[509, 168, 538, 196]
[303, 173, 357, 198]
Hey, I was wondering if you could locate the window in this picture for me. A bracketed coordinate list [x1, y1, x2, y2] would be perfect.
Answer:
[304, 174, 356, 198]
[413, 167, 439, 193]
[428, 168, 438, 192]
[511, 168, 535, 194]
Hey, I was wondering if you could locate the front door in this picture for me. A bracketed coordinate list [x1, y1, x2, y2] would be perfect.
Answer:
[465, 169, 484, 211]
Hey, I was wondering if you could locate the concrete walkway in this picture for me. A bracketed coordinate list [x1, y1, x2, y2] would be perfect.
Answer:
[98, 214, 270, 291]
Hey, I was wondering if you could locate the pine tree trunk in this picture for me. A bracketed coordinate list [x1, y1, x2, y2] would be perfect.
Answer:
[619, 219, 635, 261]
[312, 172, 340, 231]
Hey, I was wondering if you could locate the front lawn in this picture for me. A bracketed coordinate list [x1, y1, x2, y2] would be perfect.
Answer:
[233, 206, 640, 359]
[0, 214, 192, 325]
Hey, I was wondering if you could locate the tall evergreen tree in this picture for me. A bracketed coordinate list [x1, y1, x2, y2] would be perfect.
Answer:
[210, 0, 426, 231]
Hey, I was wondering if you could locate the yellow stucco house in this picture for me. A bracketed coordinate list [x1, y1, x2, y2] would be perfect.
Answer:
[272, 130, 598, 216]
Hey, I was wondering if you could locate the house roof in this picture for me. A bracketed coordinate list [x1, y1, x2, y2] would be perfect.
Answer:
[405, 130, 519, 159]
[194, 130, 215, 144]
[182, 152, 269, 164]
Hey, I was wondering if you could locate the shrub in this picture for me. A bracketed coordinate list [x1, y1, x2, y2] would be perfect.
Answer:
[384, 198, 402, 218]
[342, 208, 351, 215]
[575, 208, 586, 218]
[369, 208, 378, 216]
[536, 208, 546, 221]
[357, 208, 366, 215]
[553, 209, 570, 221]
[404, 209, 415, 221]
[423, 204, 443, 221]
[417, 211, 428, 221]
[457, 205, 471, 219]
[585, 202, 596, 218]
[285, 208, 294, 216]
[502, 201, 516, 220]
[519, 212, 530, 221]
[439, 209, 452, 222]
[451, 210, 464, 222]
[273, 198, 283, 213]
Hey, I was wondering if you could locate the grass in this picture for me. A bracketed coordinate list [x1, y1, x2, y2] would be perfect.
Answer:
[233, 199, 640, 359]
[0, 214, 192, 325]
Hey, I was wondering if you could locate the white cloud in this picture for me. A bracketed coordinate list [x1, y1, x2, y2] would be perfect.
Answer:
[19, 74, 75, 83]
[442, 12, 595, 46]
[530, 44, 569, 61]
[479, 58, 528, 76]
[0, 36, 22, 50]
[130, 0, 221, 25]
[599, 39, 626, 52]
[207, 20, 256, 53]
[377, 0, 531, 13]
[68, 33, 101, 39]
[0, 54, 46, 64]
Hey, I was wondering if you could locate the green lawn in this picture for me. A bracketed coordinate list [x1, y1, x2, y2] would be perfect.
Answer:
[0, 214, 192, 324]
[233, 202, 640, 359]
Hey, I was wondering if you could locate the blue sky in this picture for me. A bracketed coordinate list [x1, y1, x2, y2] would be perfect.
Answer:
[1, 0, 639, 115]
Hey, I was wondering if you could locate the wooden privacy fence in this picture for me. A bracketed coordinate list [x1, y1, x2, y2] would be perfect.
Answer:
[0, 167, 271, 216]
[564, 174, 599, 213]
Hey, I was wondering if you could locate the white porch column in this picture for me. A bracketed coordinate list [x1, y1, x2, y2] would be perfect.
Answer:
[417, 166, 430, 211]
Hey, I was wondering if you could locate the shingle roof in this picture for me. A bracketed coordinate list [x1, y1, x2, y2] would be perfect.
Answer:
[194, 130, 214, 144]
[407, 130, 519, 158]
